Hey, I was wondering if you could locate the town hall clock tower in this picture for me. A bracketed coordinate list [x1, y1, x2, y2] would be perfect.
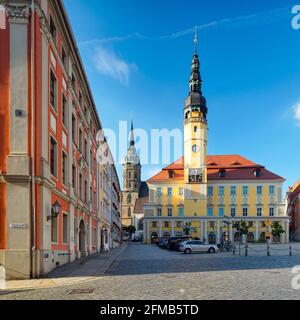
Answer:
[183, 29, 208, 216]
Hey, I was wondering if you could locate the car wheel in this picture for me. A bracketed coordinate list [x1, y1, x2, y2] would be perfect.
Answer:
[185, 248, 192, 254]
[208, 247, 215, 254]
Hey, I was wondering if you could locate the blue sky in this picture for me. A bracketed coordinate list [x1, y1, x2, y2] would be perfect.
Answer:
[64, 0, 300, 192]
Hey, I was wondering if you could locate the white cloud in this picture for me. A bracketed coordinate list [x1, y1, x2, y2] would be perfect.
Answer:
[93, 46, 137, 86]
[293, 103, 300, 126]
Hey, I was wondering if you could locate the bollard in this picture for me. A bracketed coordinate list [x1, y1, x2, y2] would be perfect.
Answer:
[290, 246, 292, 256]
[245, 244, 248, 257]
[233, 246, 236, 255]
[267, 245, 270, 256]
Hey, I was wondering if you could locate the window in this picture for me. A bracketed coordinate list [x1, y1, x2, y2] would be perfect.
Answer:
[50, 137, 57, 177]
[257, 208, 262, 217]
[90, 150, 93, 168]
[269, 186, 275, 195]
[127, 194, 132, 204]
[157, 208, 162, 216]
[231, 208, 236, 217]
[84, 140, 88, 160]
[243, 207, 248, 217]
[62, 46, 67, 70]
[79, 91, 82, 106]
[51, 216, 58, 243]
[94, 191, 97, 208]
[157, 188, 162, 197]
[269, 207, 275, 217]
[178, 187, 184, 196]
[208, 207, 213, 217]
[152, 222, 157, 228]
[209, 222, 215, 228]
[49, 16, 56, 42]
[128, 207, 131, 217]
[72, 74, 76, 90]
[74, 218, 77, 245]
[208, 186, 213, 196]
[167, 208, 173, 217]
[189, 168, 202, 183]
[243, 186, 248, 195]
[167, 187, 172, 196]
[218, 207, 224, 217]
[62, 94, 68, 128]
[164, 222, 169, 228]
[90, 186, 92, 203]
[230, 186, 236, 196]
[72, 165, 76, 190]
[63, 213, 68, 244]
[257, 186, 262, 195]
[62, 152, 68, 186]
[84, 180, 88, 202]
[50, 70, 57, 109]
[177, 221, 182, 228]
[79, 128, 82, 152]
[72, 114, 76, 143]
[94, 158, 97, 176]
[218, 186, 224, 196]
[79, 174, 82, 199]
[194, 126, 198, 132]
[178, 207, 184, 217]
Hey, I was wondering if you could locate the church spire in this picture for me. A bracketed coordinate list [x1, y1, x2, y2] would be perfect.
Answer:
[129, 120, 135, 147]
[194, 26, 198, 55]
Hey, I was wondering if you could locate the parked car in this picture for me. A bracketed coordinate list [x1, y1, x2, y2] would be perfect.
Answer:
[179, 240, 219, 254]
[158, 239, 169, 249]
[167, 236, 192, 250]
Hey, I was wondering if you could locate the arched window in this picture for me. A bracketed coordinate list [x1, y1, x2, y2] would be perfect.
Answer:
[127, 193, 132, 204]
[163, 231, 170, 237]
[128, 207, 131, 217]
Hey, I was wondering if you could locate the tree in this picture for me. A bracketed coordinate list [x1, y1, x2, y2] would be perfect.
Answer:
[182, 222, 195, 236]
[124, 225, 136, 236]
[271, 222, 285, 242]
[233, 220, 249, 242]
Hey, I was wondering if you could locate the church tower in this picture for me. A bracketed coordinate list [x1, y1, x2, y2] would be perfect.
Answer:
[122, 121, 141, 227]
[184, 28, 208, 216]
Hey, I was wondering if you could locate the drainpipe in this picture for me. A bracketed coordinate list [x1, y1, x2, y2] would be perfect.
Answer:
[30, 0, 36, 279]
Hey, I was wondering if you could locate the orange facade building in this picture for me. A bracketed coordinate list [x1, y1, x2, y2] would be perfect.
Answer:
[0, 0, 121, 279]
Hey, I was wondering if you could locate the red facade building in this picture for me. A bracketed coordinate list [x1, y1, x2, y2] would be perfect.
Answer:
[288, 180, 300, 241]
[0, 0, 121, 279]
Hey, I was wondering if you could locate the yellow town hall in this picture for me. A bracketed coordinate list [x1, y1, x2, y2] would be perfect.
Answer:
[143, 32, 289, 244]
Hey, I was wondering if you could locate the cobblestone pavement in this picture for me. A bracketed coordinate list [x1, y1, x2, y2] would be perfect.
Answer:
[1, 243, 300, 300]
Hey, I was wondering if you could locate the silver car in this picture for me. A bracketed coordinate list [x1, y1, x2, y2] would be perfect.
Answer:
[179, 240, 219, 254]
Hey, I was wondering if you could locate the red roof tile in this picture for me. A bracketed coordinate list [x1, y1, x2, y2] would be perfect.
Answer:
[147, 155, 284, 183]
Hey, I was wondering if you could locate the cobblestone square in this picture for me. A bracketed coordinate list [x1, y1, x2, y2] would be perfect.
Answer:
[1, 243, 300, 300]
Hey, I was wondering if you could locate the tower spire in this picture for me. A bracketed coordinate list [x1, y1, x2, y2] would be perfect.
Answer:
[129, 120, 135, 147]
[194, 26, 198, 54]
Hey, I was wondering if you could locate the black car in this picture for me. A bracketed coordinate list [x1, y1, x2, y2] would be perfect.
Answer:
[167, 236, 192, 250]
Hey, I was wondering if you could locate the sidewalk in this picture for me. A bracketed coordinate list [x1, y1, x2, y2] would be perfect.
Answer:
[1, 243, 127, 291]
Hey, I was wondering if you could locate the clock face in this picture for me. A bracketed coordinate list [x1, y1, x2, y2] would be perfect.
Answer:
[192, 144, 199, 153]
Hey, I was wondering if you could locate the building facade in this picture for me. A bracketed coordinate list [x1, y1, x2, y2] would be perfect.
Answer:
[143, 33, 289, 244]
[0, 0, 120, 279]
[287, 180, 300, 241]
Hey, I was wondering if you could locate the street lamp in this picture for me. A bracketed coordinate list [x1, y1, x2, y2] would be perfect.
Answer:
[47, 200, 61, 221]
[222, 215, 233, 249]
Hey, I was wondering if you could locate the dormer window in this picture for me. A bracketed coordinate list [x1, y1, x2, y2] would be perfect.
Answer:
[219, 169, 226, 178]
[168, 170, 175, 179]
[231, 161, 241, 166]
[208, 162, 218, 166]
[253, 168, 261, 177]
